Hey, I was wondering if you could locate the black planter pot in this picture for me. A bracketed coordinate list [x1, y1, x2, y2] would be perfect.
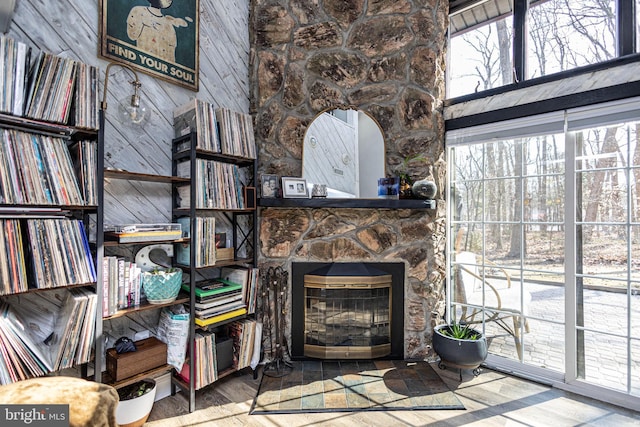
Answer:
[432, 324, 488, 377]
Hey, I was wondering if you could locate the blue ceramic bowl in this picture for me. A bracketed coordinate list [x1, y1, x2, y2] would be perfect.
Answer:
[141, 269, 182, 304]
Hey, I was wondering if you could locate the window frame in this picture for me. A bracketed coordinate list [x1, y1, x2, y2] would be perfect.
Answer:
[447, 0, 640, 104]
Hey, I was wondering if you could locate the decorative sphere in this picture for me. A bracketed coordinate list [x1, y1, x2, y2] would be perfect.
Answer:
[412, 179, 437, 199]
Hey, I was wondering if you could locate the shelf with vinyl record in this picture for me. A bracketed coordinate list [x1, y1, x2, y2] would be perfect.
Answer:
[0, 37, 102, 386]
[170, 101, 260, 411]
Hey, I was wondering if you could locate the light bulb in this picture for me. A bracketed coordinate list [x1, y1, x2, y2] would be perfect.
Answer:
[118, 96, 148, 125]
[117, 80, 149, 125]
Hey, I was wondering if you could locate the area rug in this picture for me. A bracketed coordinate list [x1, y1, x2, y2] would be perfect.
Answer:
[250, 360, 465, 414]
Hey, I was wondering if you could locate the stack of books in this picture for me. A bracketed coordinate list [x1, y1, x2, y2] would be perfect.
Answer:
[182, 277, 246, 327]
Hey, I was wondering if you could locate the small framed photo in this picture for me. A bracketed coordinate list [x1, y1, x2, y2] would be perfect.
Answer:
[261, 174, 279, 198]
[282, 177, 309, 198]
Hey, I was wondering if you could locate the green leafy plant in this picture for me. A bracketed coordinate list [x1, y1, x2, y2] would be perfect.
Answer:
[117, 380, 154, 401]
[439, 322, 481, 340]
[395, 154, 427, 178]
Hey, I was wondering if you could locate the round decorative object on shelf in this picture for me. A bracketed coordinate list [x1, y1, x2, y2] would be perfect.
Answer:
[412, 179, 437, 199]
[141, 268, 182, 304]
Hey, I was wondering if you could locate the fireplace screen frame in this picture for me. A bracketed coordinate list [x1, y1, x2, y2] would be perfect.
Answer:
[304, 271, 392, 359]
[291, 262, 405, 360]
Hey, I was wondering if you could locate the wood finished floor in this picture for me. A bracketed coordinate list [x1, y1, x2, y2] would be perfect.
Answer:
[145, 363, 640, 426]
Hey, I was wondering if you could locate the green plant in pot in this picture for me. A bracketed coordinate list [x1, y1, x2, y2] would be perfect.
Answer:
[432, 321, 488, 379]
[116, 378, 156, 427]
[141, 267, 182, 304]
[394, 154, 427, 199]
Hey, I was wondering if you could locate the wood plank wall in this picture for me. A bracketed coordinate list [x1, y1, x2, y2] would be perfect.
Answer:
[7, 0, 251, 225]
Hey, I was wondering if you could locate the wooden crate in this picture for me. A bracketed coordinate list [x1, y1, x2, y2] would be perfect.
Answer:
[106, 337, 167, 382]
[216, 247, 234, 260]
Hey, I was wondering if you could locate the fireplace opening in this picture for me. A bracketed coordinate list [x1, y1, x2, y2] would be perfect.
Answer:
[304, 264, 392, 359]
[291, 262, 405, 360]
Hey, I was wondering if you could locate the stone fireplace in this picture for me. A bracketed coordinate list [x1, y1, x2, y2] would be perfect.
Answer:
[291, 262, 405, 360]
[250, 1, 449, 360]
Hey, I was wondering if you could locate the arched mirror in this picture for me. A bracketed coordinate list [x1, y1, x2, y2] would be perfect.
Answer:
[302, 109, 385, 198]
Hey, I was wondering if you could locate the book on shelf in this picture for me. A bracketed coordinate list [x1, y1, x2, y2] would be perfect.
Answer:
[194, 292, 242, 311]
[195, 300, 246, 319]
[194, 299, 244, 318]
[102, 256, 142, 317]
[181, 278, 242, 300]
[193, 306, 247, 327]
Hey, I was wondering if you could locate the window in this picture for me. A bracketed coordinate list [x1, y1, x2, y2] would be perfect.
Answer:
[448, 6, 513, 98]
[527, 0, 616, 79]
[447, 0, 638, 99]
[446, 96, 640, 406]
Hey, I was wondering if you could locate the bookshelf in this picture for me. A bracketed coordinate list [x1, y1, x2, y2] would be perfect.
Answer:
[0, 35, 101, 385]
[171, 100, 259, 412]
[99, 169, 190, 387]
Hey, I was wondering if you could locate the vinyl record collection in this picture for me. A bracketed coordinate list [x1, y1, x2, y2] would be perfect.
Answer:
[0, 129, 97, 206]
[175, 159, 246, 210]
[178, 319, 259, 390]
[0, 287, 97, 384]
[0, 218, 98, 295]
[70, 140, 98, 206]
[175, 216, 217, 267]
[173, 99, 256, 160]
[179, 330, 218, 389]
[0, 36, 99, 128]
[0, 219, 28, 295]
[26, 218, 96, 289]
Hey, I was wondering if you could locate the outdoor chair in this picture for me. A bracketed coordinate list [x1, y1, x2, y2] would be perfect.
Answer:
[453, 251, 531, 359]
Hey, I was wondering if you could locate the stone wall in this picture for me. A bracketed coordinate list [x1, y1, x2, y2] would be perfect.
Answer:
[250, 0, 449, 359]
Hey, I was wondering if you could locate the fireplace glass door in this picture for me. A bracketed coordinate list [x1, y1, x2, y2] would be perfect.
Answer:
[304, 272, 391, 359]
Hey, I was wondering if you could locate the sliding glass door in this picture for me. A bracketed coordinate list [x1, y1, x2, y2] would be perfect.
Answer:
[571, 118, 640, 395]
[446, 98, 640, 407]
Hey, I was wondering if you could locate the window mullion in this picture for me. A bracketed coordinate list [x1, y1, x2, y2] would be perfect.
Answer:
[513, 0, 529, 82]
[564, 127, 578, 383]
[617, 0, 636, 56]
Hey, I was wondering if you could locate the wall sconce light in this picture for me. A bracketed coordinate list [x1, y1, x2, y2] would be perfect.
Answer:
[101, 61, 149, 126]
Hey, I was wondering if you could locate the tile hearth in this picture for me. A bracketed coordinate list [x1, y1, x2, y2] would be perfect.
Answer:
[250, 359, 464, 414]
